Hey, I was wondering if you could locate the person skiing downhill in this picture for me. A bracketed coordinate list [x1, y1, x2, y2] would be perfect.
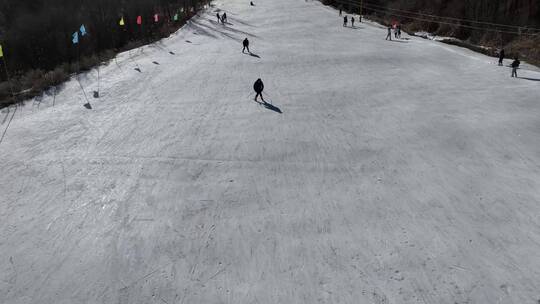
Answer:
[243, 38, 250, 53]
[498, 49, 505, 66]
[386, 26, 392, 40]
[343, 16, 348, 27]
[511, 57, 520, 77]
[254, 78, 264, 102]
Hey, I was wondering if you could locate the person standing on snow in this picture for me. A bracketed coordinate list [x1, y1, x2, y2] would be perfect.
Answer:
[242, 38, 250, 53]
[511, 57, 520, 77]
[254, 79, 265, 102]
[343, 16, 348, 27]
[498, 49, 505, 66]
[386, 26, 392, 40]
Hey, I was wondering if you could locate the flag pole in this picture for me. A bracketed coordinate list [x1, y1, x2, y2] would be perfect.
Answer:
[74, 32, 91, 109]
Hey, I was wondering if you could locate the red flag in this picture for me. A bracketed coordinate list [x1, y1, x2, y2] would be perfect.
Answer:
[137, 16, 142, 25]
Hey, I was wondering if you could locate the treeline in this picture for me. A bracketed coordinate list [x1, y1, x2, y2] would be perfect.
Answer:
[0, 0, 209, 107]
[324, 0, 540, 63]
[366, 0, 538, 39]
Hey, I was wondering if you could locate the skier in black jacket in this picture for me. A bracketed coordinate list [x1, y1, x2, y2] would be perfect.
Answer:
[243, 38, 250, 53]
[498, 49, 505, 66]
[511, 57, 520, 77]
[254, 79, 264, 102]
[386, 26, 392, 40]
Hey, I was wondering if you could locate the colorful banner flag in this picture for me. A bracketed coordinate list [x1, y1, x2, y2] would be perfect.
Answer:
[137, 16, 142, 25]
[80, 24, 87, 36]
[0, 45, 3, 58]
[72, 32, 79, 44]
[173, 13, 179, 21]
[154, 14, 159, 23]
[119, 17, 125, 26]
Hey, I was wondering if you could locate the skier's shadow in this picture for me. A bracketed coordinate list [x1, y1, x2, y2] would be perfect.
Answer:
[244, 52, 260, 58]
[518, 77, 540, 82]
[255, 100, 282, 114]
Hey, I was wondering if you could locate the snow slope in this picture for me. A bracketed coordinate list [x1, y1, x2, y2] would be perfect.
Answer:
[1, 0, 540, 303]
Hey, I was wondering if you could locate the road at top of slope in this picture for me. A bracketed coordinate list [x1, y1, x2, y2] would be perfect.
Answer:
[1, 0, 540, 303]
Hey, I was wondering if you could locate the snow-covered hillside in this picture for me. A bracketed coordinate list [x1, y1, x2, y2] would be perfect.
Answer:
[1, 0, 540, 303]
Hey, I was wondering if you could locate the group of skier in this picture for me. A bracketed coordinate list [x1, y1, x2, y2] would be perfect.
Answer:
[498, 49, 521, 77]
[242, 37, 265, 102]
[385, 25, 402, 40]
[339, 5, 361, 28]
[216, 12, 227, 24]
[343, 16, 357, 28]
[225, 3, 263, 102]
[248, 4, 524, 103]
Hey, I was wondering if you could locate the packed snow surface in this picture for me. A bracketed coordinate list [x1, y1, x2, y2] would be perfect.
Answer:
[1, 0, 540, 303]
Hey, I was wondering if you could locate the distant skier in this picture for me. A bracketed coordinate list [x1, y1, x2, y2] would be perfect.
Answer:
[343, 16, 348, 27]
[351, 17, 355, 28]
[386, 26, 392, 40]
[242, 38, 250, 53]
[511, 57, 520, 77]
[498, 49, 505, 66]
[253, 78, 264, 102]
[216, 12, 220, 23]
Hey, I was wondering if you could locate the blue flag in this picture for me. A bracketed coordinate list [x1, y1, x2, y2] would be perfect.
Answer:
[80, 24, 87, 36]
[72, 32, 79, 44]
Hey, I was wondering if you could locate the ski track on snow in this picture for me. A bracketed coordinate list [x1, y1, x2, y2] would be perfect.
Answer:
[1, 0, 540, 303]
